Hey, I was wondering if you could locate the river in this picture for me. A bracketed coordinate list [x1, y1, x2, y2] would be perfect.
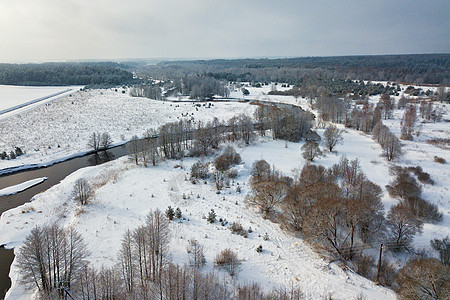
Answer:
[0, 145, 127, 299]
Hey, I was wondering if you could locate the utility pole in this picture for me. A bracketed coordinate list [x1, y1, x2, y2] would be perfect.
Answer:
[376, 243, 383, 284]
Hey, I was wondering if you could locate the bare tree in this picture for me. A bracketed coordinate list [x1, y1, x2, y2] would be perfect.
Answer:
[379, 94, 393, 119]
[400, 105, 417, 140]
[187, 239, 206, 269]
[396, 258, 449, 300]
[323, 124, 343, 152]
[247, 165, 290, 218]
[430, 237, 449, 266]
[100, 132, 113, 150]
[386, 202, 423, 251]
[214, 249, 240, 276]
[301, 141, 322, 161]
[303, 182, 345, 256]
[88, 132, 101, 152]
[397, 94, 409, 109]
[128, 135, 140, 165]
[73, 178, 93, 205]
[16, 225, 89, 297]
[383, 132, 402, 161]
[119, 229, 135, 294]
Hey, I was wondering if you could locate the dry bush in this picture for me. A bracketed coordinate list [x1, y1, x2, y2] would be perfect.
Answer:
[214, 145, 241, 172]
[426, 138, 450, 150]
[353, 254, 375, 279]
[72, 178, 94, 205]
[376, 259, 397, 287]
[214, 249, 240, 276]
[396, 258, 449, 300]
[230, 222, 247, 237]
[434, 156, 446, 164]
[403, 197, 443, 224]
[190, 160, 210, 180]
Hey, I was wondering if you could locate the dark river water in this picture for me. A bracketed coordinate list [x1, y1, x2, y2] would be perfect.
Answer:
[0, 145, 128, 299]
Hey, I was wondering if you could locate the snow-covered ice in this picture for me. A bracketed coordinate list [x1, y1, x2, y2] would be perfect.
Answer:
[0, 177, 47, 196]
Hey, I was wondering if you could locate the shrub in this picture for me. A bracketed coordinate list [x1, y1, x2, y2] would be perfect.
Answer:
[417, 171, 433, 185]
[207, 209, 216, 223]
[214, 249, 240, 276]
[376, 259, 397, 287]
[230, 222, 247, 236]
[396, 258, 449, 299]
[165, 206, 175, 220]
[191, 161, 210, 180]
[214, 146, 241, 172]
[175, 207, 182, 219]
[434, 156, 446, 164]
[354, 254, 375, 279]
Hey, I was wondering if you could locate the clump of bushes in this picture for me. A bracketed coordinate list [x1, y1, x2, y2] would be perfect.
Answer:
[214, 145, 241, 172]
[230, 221, 248, 237]
[190, 160, 211, 182]
[434, 156, 446, 164]
[406, 166, 434, 185]
[214, 249, 240, 276]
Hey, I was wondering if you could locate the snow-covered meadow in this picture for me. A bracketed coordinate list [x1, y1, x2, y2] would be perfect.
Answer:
[0, 89, 256, 171]
[0, 85, 80, 119]
[0, 83, 449, 299]
[1, 137, 397, 300]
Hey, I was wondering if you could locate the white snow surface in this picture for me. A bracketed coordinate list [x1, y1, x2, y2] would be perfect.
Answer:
[1, 84, 449, 299]
[0, 139, 396, 300]
[0, 177, 47, 196]
[0, 89, 256, 171]
[0, 85, 81, 120]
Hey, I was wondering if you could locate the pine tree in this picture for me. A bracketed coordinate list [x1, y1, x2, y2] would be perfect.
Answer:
[207, 209, 216, 223]
[165, 206, 175, 220]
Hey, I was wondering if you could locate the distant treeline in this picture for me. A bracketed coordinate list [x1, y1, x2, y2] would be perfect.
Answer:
[137, 54, 449, 85]
[0, 62, 135, 86]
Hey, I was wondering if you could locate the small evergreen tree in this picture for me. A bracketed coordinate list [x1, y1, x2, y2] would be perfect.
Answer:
[207, 209, 216, 223]
[15, 147, 23, 156]
[165, 206, 175, 220]
[9, 151, 16, 159]
[175, 207, 182, 219]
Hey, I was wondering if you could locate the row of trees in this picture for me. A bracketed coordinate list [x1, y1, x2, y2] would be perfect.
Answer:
[137, 54, 449, 86]
[127, 102, 316, 167]
[254, 105, 314, 142]
[16, 211, 303, 299]
[129, 84, 162, 100]
[0, 62, 135, 86]
[0, 146, 24, 160]
[127, 114, 255, 166]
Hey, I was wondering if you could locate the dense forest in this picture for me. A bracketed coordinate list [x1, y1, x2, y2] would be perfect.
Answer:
[137, 54, 449, 86]
[0, 62, 135, 86]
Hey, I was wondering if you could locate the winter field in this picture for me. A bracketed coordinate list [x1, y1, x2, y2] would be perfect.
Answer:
[0, 85, 80, 119]
[0, 84, 449, 299]
[1, 138, 397, 300]
[0, 88, 256, 172]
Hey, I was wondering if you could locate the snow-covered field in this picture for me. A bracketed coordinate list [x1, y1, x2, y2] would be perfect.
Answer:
[0, 177, 47, 196]
[0, 84, 449, 299]
[0, 138, 397, 300]
[0, 89, 256, 172]
[0, 85, 81, 119]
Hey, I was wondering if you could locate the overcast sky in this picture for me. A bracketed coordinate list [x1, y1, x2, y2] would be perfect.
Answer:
[0, 0, 449, 62]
